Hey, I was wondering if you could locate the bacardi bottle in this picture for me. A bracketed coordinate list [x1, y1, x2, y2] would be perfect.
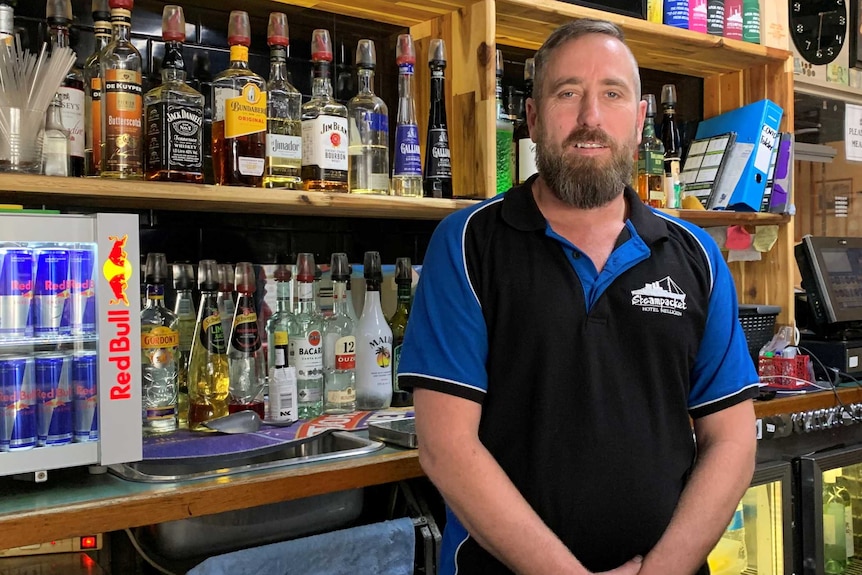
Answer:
[323, 253, 356, 413]
[347, 39, 390, 195]
[47, 0, 85, 177]
[423, 39, 452, 198]
[288, 253, 324, 418]
[84, 0, 111, 176]
[227, 262, 265, 417]
[355, 251, 392, 410]
[391, 34, 422, 197]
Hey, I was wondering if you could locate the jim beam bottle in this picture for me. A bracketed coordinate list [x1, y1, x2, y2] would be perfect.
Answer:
[84, 0, 111, 176]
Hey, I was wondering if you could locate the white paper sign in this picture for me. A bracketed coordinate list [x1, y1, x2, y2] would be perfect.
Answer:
[845, 103, 862, 162]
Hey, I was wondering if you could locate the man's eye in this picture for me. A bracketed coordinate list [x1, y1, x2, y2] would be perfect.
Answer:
[560, 91, 575, 98]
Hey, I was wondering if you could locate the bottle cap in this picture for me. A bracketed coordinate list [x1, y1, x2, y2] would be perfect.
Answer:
[92, 0, 110, 19]
[108, 0, 133, 11]
[144, 253, 168, 284]
[267, 12, 289, 47]
[363, 251, 382, 281]
[172, 263, 194, 290]
[46, 0, 72, 24]
[395, 257, 412, 285]
[524, 57, 535, 82]
[428, 38, 446, 65]
[273, 263, 292, 282]
[161, 5, 185, 42]
[661, 84, 677, 107]
[234, 262, 255, 293]
[311, 29, 333, 62]
[396, 34, 415, 66]
[355, 39, 376, 69]
[296, 253, 316, 283]
[227, 10, 251, 47]
[643, 93, 657, 116]
[198, 260, 218, 291]
[330, 253, 350, 282]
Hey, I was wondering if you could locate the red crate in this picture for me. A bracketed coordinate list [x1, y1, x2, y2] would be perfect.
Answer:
[758, 355, 811, 390]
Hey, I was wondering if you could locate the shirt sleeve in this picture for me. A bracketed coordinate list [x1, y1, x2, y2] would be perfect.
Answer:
[396, 209, 489, 403]
[688, 235, 761, 419]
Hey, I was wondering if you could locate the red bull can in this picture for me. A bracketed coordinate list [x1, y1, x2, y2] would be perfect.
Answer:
[0, 248, 33, 338]
[0, 355, 37, 451]
[35, 352, 73, 446]
[68, 248, 96, 335]
[33, 248, 70, 336]
[72, 351, 98, 442]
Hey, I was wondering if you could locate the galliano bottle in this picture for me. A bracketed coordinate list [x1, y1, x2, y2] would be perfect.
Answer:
[84, 0, 110, 176]
[391, 34, 422, 197]
[423, 39, 452, 199]
[288, 253, 324, 418]
[47, 0, 85, 177]
[227, 262, 265, 417]
[355, 251, 392, 410]
[323, 253, 356, 413]
[347, 39, 390, 195]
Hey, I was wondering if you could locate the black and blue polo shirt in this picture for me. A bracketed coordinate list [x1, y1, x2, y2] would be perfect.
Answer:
[398, 177, 759, 574]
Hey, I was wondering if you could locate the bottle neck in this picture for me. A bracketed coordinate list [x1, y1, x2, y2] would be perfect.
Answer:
[229, 45, 250, 69]
[161, 41, 186, 83]
[429, 66, 445, 103]
[269, 46, 287, 80]
[93, 19, 112, 50]
[331, 281, 350, 315]
[642, 116, 656, 138]
[296, 280, 317, 313]
[395, 282, 411, 312]
[397, 64, 415, 124]
[110, 9, 132, 43]
[311, 62, 332, 98]
[47, 103, 64, 130]
[49, 23, 71, 50]
[357, 67, 375, 95]
[495, 75, 506, 120]
[275, 280, 291, 311]
[146, 283, 167, 306]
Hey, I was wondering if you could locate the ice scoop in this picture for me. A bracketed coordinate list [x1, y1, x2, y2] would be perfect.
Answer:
[201, 410, 262, 434]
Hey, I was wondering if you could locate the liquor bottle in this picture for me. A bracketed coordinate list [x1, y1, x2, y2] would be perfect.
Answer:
[100, 0, 143, 179]
[265, 264, 292, 379]
[706, 0, 725, 35]
[347, 39, 390, 195]
[227, 262, 265, 418]
[514, 57, 536, 185]
[423, 39, 452, 199]
[391, 34, 422, 197]
[211, 11, 267, 186]
[268, 342, 297, 423]
[263, 13, 302, 189]
[288, 253, 324, 418]
[144, 6, 204, 183]
[47, 0, 85, 177]
[187, 260, 230, 430]
[323, 253, 356, 413]
[217, 263, 235, 341]
[0, 3, 12, 48]
[84, 0, 111, 176]
[495, 50, 514, 194]
[637, 94, 665, 208]
[355, 251, 393, 410]
[172, 262, 195, 429]
[388, 257, 413, 407]
[42, 96, 70, 177]
[140, 253, 179, 434]
[660, 84, 682, 209]
[301, 29, 349, 192]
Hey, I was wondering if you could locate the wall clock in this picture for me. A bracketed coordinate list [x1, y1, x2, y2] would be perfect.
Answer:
[789, 0, 848, 66]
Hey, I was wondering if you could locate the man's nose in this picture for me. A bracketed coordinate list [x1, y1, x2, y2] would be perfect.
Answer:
[577, 93, 601, 127]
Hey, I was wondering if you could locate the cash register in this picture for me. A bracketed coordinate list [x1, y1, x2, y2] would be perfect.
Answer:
[796, 235, 862, 380]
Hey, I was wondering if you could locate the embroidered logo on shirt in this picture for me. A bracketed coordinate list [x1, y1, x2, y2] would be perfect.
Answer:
[631, 276, 687, 316]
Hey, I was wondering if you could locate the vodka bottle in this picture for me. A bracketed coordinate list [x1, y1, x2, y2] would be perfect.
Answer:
[423, 39, 452, 198]
[264, 13, 302, 189]
[265, 264, 292, 379]
[348, 39, 390, 195]
[355, 251, 393, 410]
[84, 0, 111, 176]
[217, 263, 236, 341]
[42, 96, 70, 177]
[172, 263, 196, 429]
[323, 253, 356, 413]
[514, 57, 536, 184]
[187, 260, 230, 431]
[391, 34, 423, 197]
[388, 257, 413, 407]
[495, 49, 514, 194]
[288, 253, 324, 418]
[47, 0, 85, 176]
[140, 253, 179, 434]
[228, 262, 266, 418]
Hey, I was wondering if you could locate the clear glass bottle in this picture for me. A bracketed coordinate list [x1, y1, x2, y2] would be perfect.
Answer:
[423, 39, 452, 199]
[144, 5, 204, 183]
[217, 263, 235, 341]
[265, 264, 292, 379]
[301, 29, 349, 192]
[391, 34, 422, 197]
[211, 11, 267, 186]
[637, 94, 665, 208]
[495, 49, 514, 194]
[660, 84, 682, 209]
[355, 251, 393, 410]
[42, 95, 70, 177]
[84, 0, 111, 176]
[0, 4, 13, 48]
[388, 257, 413, 407]
[268, 343, 297, 423]
[288, 253, 324, 418]
[263, 13, 302, 189]
[228, 262, 266, 418]
[99, 0, 143, 179]
[140, 253, 179, 434]
[172, 262, 196, 429]
[514, 57, 536, 184]
[187, 260, 230, 431]
[47, 0, 85, 177]
[323, 253, 356, 413]
[347, 39, 390, 195]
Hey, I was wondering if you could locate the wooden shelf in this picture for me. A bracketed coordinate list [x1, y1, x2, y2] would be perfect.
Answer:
[660, 209, 790, 227]
[754, 387, 862, 418]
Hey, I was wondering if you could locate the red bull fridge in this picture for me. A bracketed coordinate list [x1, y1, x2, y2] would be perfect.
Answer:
[0, 212, 141, 480]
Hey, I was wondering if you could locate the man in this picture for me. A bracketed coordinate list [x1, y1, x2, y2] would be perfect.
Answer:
[397, 18, 759, 575]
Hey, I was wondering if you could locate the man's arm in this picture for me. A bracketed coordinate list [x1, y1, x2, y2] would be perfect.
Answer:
[638, 399, 757, 575]
[415, 387, 643, 575]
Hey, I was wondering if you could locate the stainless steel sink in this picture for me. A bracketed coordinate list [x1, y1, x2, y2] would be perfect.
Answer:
[109, 430, 385, 483]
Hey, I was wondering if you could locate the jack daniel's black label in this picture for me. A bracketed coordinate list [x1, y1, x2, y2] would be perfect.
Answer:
[146, 103, 203, 174]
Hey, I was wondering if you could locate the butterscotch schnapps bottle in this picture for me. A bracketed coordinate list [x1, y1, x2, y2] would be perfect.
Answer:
[348, 39, 390, 195]
[323, 253, 356, 413]
[288, 254, 324, 418]
[355, 251, 392, 410]
[391, 34, 422, 197]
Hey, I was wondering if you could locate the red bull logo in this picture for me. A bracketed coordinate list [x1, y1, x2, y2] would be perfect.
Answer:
[102, 234, 133, 306]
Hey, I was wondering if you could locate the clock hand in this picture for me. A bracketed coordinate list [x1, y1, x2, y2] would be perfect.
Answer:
[818, 12, 824, 50]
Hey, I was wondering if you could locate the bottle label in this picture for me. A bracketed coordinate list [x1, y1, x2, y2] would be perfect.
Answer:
[273, 330, 288, 346]
[225, 84, 267, 139]
[362, 336, 392, 388]
[146, 103, 204, 174]
[392, 343, 403, 391]
[104, 69, 143, 173]
[199, 299, 227, 354]
[335, 335, 356, 370]
[230, 301, 260, 353]
[638, 151, 664, 176]
[394, 124, 422, 176]
[177, 317, 195, 354]
[349, 112, 389, 147]
[290, 330, 323, 380]
[426, 128, 451, 179]
[57, 86, 85, 159]
[90, 77, 102, 169]
[267, 134, 302, 161]
[302, 115, 349, 174]
[269, 365, 297, 422]
[431, 69, 444, 79]
[518, 138, 537, 182]
[327, 387, 355, 405]
[213, 87, 238, 122]
[238, 156, 264, 176]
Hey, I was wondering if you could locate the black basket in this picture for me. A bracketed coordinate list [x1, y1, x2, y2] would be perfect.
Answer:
[738, 304, 781, 363]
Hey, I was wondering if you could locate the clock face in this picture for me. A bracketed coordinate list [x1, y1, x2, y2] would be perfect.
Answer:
[789, 0, 848, 65]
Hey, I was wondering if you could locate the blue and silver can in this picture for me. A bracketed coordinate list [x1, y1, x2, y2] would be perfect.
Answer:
[68, 248, 96, 335]
[35, 352, 73, 446]
[33, 248, 70, 337]
[0, 248, 33, 338]
[0, 355, 37, 451]
[72, 351, 98, 442]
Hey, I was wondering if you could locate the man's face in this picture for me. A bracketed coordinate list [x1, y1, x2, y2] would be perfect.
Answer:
[527, 34, 646, 209]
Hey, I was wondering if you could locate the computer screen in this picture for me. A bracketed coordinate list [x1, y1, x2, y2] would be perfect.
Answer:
[796, 235, 862, 327]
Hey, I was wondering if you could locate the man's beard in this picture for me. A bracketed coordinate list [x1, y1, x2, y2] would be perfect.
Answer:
[535, 124, 636, 209]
